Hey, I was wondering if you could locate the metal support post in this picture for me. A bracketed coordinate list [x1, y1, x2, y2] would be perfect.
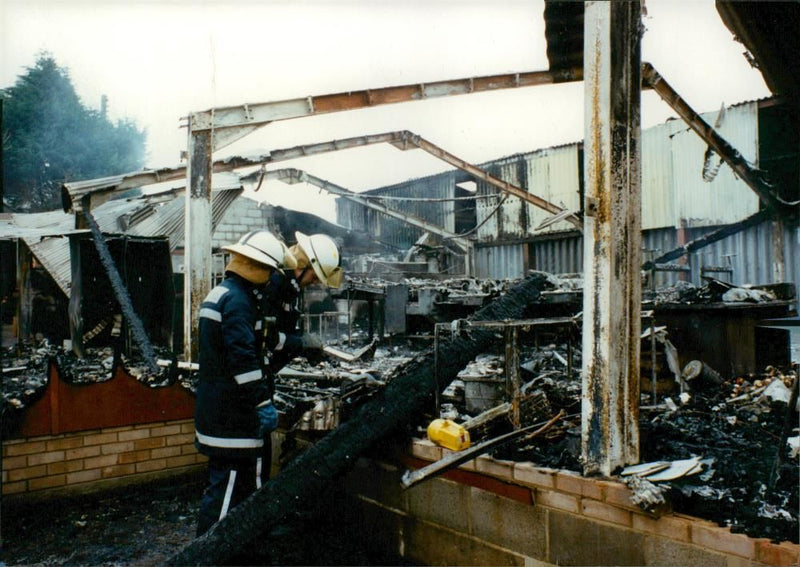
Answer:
[183, 125, 214, 362]
[581, 0, 643, 475]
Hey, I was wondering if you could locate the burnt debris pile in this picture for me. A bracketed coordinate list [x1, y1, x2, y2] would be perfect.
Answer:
[55, 346, 117, 384]
[1, 340, 57, 434]
[639, 367, 799, 543]
[652, 277, 793, 305]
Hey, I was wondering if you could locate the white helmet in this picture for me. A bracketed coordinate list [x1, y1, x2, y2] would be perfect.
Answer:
[223, 230, 296, 271]
[295, 232, 343, 288]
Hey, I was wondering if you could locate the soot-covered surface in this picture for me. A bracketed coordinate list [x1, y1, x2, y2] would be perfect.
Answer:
[491, 366, 799, 544]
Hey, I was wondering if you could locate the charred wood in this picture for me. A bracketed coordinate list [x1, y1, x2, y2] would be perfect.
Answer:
[167, 271, 552, 566]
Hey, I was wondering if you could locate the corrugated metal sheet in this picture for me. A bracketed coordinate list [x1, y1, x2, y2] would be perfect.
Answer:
[336, 172, 459, 250]
[640, 123, 675, 230]
[530, 234, 583, 275]
[0, 210, 74, 239]
[532, 222, 800, 306]
[670, 102, 760, 228]
[526, 145, 582, 234]
[15, 181, 243, 296]
[474, 242, 526, 279]
[496, 161, 526, 239]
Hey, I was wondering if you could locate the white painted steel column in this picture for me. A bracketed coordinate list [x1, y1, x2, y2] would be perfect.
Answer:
[183, 125, 214, 362]
[581, 1, 643, 475]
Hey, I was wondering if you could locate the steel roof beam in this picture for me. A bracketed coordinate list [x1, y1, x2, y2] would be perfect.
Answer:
[266, 168, 473, 252]
[188, 68, 583, 151]
[642, 62, 794, 216]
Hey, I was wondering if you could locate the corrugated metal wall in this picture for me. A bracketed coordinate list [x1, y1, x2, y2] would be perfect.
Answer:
[668, 102, 760, 228]
[336, 172, 458, 250]
[528, 222, 800, 294]
[526, 145, 582, 235]
[474, 242, 526, 279]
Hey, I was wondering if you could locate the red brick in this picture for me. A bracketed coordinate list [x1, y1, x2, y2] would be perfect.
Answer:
[119, 450, 152, 464]
[581, 498, 632, 527]
[536, 488, 580, 513]
[47, 460, 84, 475]
[410, 439, 441, 462]
[84, 432, 118, 446]
[3, 455, 28, 470]
[166, 433, 196, 447]
[84, 454, 119, 470]
[118, 429, 151, 442]
[166, 455, 198, 468]
[9, 465, 47, 482]
[136, 459, 167, 473]
[134, 437, 166, 451]
[103, 425, 135, 434]
[3, 481, 27, 494]
[632, 513, 691, 542]
[5, 441, 47, 457]
[66, 446, 101, 460]
[691, 523, 755, 559]
[101, 441, 135, 455]
[602, 480, 638, 509]
[513, 463, 557, 489]
[555, 471, 584, 496]
[27, 450, 66, 467]
[67, 468, 102, 485]
[29, 475, 67, 491]
[46, 437, 84, 451]
[756, 539, 800, 566]
[150, 425, 181, 437]
[475, 455, 514, 480]
[102, 464, 136, 479]
[151, 446, 181, 459]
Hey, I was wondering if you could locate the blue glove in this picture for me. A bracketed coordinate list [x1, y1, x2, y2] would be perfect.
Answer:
[256, 402, 278, 436]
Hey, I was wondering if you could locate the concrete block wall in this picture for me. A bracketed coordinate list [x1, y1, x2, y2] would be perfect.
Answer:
[340, 438, 800, 567]
[2, 418, 206, 497]
[212, 197, 271, 248]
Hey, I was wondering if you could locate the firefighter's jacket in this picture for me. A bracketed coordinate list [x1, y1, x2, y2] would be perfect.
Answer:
[195, 273, 274, 459]
[263, 271, 303, 372]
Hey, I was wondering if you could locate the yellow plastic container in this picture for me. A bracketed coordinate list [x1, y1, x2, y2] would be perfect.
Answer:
[427, 419, 471, 451]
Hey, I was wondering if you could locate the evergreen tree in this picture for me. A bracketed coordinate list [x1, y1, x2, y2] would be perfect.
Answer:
[1, 53, 146, 211]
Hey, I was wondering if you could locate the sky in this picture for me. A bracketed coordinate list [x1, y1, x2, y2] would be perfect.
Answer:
[2, 0, 771, 222]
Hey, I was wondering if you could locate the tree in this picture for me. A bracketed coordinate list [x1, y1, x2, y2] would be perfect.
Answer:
[1, 53, 146, 211]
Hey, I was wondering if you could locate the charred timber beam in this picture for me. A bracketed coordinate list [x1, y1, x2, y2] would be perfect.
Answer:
[642, 63, 793, 217]
[81, 205, 159, 373]
[581, 1, 642, 476]
[167, 271, 552, 566]
[641, 209, 772, 270]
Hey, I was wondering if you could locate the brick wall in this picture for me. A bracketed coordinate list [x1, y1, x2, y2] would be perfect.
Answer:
[212, 197, 272, 249]
[2, 419, 206, 496]
[338, 438, 800, 567]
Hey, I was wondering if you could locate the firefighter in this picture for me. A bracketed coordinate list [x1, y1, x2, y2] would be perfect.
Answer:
[194, 229, 296, 536]
[264, 231, 343, 372]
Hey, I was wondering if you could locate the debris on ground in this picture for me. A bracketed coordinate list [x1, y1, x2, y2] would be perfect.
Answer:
[2, 273, 798, 547]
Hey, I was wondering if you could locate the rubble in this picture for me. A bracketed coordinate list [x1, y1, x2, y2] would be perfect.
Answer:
[2, 272, 797, 548]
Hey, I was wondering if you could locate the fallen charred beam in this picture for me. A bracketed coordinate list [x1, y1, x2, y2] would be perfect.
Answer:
[82, 205, 159, 373]
[168, 271, 552, 566]
[641, 209, 772, 270]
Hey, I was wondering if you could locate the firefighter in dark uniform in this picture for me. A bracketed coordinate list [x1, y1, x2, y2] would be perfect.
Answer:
[194, 229, 296, 536]
[263, 231, 344, 373]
